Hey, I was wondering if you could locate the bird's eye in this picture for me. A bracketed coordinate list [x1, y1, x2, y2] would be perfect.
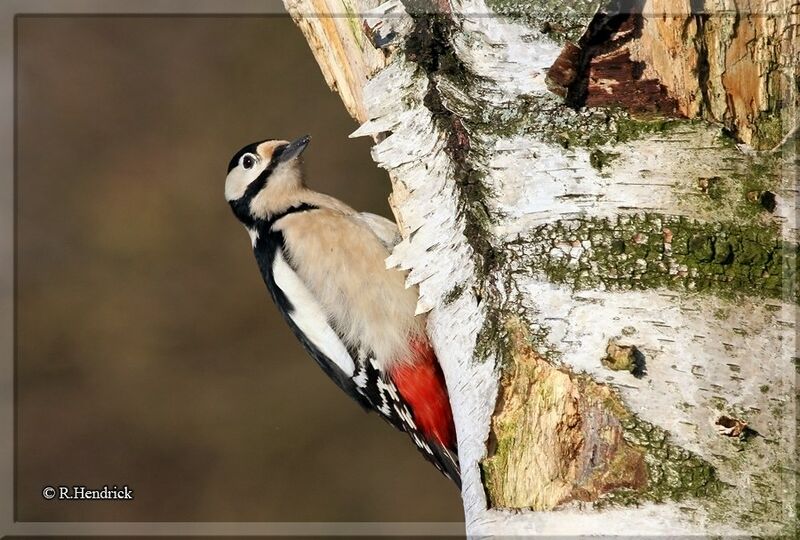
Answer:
[242, 155, 256, 170]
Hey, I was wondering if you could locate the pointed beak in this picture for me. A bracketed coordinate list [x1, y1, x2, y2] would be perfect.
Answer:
[279, 135, 310, 163]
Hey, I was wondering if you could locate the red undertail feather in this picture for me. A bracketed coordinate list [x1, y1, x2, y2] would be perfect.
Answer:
[390, 339, 457, 452]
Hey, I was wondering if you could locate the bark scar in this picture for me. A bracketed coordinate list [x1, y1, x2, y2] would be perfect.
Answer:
[481, 319, 648, 510]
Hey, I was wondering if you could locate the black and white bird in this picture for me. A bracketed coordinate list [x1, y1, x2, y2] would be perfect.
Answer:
[224, 135, 460, 486]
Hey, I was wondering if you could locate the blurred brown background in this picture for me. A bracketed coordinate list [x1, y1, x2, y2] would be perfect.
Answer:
[15, 15, 462, 522]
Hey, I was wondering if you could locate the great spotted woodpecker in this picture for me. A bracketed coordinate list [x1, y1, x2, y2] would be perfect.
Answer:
[225, 135, 459, 486]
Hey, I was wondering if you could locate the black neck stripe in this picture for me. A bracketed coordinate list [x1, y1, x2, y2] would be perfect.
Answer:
[265, 203, 319, 229]
[227, 161, 283, 227]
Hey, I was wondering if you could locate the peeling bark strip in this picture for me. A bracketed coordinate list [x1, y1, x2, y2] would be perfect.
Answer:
[546, 0, 799, 149]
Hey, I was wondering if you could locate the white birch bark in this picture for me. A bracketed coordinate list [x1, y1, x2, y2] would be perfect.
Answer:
[284, 0, 798, 536]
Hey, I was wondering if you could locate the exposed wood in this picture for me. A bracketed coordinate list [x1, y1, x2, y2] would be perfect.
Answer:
[547, 0, 799, 149]
[285, 0, 389, 122]
[481, 320, 650, 510]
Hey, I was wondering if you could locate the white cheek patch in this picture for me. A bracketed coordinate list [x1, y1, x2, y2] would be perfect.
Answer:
[272, 250, 356, 376]
[224, 162, 268, 202]
[224, 169, 250, 201]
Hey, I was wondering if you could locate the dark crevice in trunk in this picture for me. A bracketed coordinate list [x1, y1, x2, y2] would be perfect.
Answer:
[402, 1, 498, 286]
[564, 0, 644, 109]
[547, 0, 681, 115]
[691, 0, 713, 119]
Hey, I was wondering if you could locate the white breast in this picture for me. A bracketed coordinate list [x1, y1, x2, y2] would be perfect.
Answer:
[271, 249, 356, 376]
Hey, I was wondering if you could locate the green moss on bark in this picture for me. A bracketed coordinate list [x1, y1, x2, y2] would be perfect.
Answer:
[752, 109, 785, 150]
[611, 415, 723, 504]
[485, 0, 604, 42]
[460, 94, 703, 150]
[515, 213, 798, 302]
[589, 149, 620, 171]
[442, 283, 465, 305]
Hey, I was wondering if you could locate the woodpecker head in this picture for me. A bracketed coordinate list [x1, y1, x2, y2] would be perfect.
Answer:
[225, 135, 310, 225]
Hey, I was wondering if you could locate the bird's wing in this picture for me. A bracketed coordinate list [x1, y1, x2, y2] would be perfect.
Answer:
[352, 212, 401, 250]
[265, 233, 372, 409]
[351, 350, 461, 487]
[269, 209, 460, 485]
[347, 214, 460, 484]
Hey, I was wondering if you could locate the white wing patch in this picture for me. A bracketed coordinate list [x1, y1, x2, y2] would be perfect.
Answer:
[352, 360, 369, 389]
[246, 227, 259, 247]
[272, 250, 356, 376]
[394, 404, 417, 430]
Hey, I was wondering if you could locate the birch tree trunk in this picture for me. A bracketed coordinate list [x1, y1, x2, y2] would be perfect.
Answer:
[284, 0, 798, 536]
